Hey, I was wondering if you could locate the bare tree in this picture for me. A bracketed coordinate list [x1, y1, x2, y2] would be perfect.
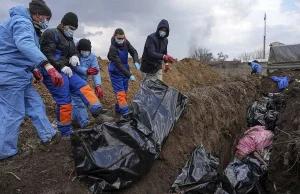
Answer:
[252, 48, 264, 59]
[238, 48, 270, 61]
[217, 52, 229, 61]
[238, 52, 252, 61]
[189, 46, 214, 63]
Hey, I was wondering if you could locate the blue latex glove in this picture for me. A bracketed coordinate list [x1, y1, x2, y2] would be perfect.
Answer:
[134, 62, 141, 70]
[130, 75, 136, 81]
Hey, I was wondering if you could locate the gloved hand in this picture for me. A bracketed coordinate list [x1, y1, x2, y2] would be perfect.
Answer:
[164, 64, 170, 73]
[47, 67, 64, 87]
[61, 66, 73, 77]
[163, 55, 175, 63]
[134, 62, 141, 70]
[33, 68, 43, 83]
[87, 67, 99, 75]
[95, 85, 104, 98]
[69, 56, 80, 67]
[129, 75, 136, 81]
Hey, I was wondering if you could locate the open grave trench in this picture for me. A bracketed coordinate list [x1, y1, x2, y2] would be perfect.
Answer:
[1, 60, 299, 194]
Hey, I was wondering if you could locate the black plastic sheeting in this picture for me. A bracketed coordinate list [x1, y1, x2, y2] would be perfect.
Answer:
[71, 79, 188, 193]
[247, 93, 283, 130]
[171, 144, 224, 193]
[171, 147, 267, 194]
[222, 158, 267, 194]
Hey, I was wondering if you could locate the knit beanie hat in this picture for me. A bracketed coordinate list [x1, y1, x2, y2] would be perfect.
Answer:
[61, 12, 78, 29]
[78, 39, 92, 51]
[29, 0, 52, 18]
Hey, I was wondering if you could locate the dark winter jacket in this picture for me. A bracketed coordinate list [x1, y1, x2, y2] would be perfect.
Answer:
[40, 24, 79, 71]
[107, 37, 139, 78]
[141, 19, 169, 73]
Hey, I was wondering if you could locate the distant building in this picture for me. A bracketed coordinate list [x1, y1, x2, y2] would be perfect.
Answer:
[270, 42, 285, 47]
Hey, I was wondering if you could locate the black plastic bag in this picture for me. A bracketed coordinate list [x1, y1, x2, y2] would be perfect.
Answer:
[222, 157, 265, 194]
[171, 144, 223, 193]
[71, 79, 188, 193]
[247, 93, 281, 130]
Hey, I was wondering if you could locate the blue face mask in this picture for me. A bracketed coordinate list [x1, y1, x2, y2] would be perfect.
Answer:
[115, 38, 124, 45]
[159, 30, 166, 38]
[39, 19, 49, 30]
[81, 51, 90, 58]
[64, 28, 74, 37]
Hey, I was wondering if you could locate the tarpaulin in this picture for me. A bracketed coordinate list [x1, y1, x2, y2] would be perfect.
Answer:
[222, 157, 266, 194]
[271, 76, 289, 90]
[236, 126, 274, 158]
[171, 144, 223, 193]
[268, 44, 300, 63]
[247, 94, 282, 130]
[71, 78, 188, 193]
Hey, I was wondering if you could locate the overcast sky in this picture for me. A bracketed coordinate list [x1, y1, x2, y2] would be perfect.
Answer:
[1, 0, 300, 60]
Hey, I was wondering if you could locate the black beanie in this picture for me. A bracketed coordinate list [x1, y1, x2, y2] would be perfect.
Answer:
[29, 0, 52, 18]
[61, 12, 78, 29]
[78, 39, 92, 51]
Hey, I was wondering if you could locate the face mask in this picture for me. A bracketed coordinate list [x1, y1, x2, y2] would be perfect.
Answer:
[115, 38, 124, 45]
[81, 51, 90, 58]
[64, 28, 74, 37]
[39, 19, 49, 30]
[159, 30, 166, 38]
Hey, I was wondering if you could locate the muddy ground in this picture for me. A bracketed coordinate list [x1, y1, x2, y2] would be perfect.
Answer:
[0, 59, 226, 194]
[262, 73, 300, 194]
[0, 59, 299, 194]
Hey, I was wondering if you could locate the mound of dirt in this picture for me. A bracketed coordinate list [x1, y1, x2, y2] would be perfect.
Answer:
[266, 80, 300, 194]
[261, 70, 299, 94]
[0, 58, 240, 194]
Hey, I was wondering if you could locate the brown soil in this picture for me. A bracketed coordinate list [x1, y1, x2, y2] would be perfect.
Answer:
[118, 80, 260, 194]
[264, 72, 300, 194]
[0, 58, 260, 194]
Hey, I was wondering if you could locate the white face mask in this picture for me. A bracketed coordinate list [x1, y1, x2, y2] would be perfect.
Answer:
[81, 51, 90, 58]
[159, 30, 166, 37]
[115, 38, 124, 45]
[64, 28, 74, 37]
[39, 19, 49, 30]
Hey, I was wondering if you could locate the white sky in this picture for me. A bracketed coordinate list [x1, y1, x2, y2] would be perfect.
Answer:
[1, 0, 300, 60]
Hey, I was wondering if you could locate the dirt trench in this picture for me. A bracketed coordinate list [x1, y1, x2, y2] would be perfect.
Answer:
[0, 59, 261, 194]
[118, 79, 261, 194]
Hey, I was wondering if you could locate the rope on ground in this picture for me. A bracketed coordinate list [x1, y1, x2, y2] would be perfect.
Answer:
[5, 172, 21, 181]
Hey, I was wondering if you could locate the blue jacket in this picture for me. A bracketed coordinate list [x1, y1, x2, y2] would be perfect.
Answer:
[73, 52, 102, 86]
[0, 6, 48, 69]
[141, 19, 169, 73]
[250, 62, 262, 73]
[107, 37, 139, 78]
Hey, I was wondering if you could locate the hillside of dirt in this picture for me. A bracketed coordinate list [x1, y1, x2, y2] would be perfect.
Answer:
[0, 58, 228, 194]
[264, 76, 300, 194]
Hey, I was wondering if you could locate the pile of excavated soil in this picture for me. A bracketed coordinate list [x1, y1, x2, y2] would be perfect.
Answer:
[261, 70, 299, 94]
[0, 58, 247, 194]
[265, 76, 300, 194]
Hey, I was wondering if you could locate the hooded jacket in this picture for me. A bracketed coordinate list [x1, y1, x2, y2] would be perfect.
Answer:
[0, 6, 49, 70]
[74, 51, 102, 86]
[141, 19, 169, 73]
[250, 61, 262, 73]
[107, 37, 139, 78]
[40, 24, 79, 71]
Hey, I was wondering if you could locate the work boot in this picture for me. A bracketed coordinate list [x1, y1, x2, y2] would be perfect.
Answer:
[118, 112, 133, 123]
[71, 120, 81, 129]
[101, 108, 108, 114]
[120, 113, 132, 121]
[95, 113, 114, 124]
[82, 121, 95, 129]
